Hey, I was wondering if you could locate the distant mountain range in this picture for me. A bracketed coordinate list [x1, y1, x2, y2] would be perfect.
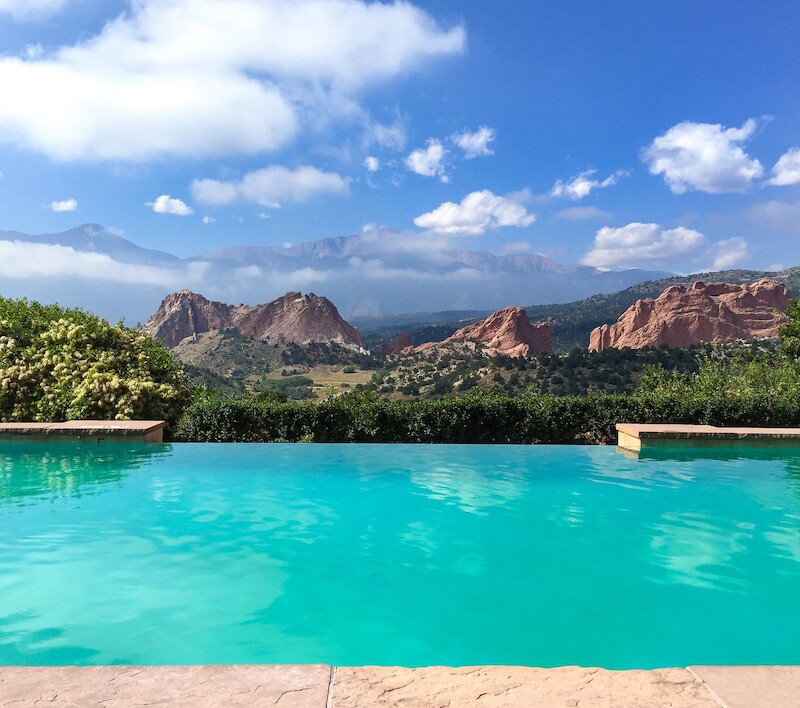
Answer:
[0, 224, 671, 323]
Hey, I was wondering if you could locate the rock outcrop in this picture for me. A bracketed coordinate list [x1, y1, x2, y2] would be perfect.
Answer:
[142, 290, 362, 349]
[589, 279, 790, 351]
[416, 306, 552, 357]
[380, 332, 413, 356]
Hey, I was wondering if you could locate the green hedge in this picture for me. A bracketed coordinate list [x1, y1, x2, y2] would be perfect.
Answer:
[174, 392, 800, 444]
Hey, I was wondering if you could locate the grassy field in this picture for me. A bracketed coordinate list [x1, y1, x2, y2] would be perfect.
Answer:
[265, 365, 374, 398]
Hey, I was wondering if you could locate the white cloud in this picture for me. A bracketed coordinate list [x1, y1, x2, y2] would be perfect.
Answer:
[0, 0, 463, 161]
[414, 190, 536, 236]
[711, 237, 750, 270]
[768, 148, 800, 186]
[192, 165, 349, 207]
[364, 156, 380, 172]
[0, 239, 208, 286]
[49, 198, 77, 212]
[149, 195, 193, 216]
[552, 206, 612, 221]
[642, 119, 763, 194]
[0, 0, 68, 20]
[405, 139, 448, 182]
[550, 169, 627, 200]
[452, 126, 495, 158]
[581, 222, 706, 269]
[202, 216, 216, 225]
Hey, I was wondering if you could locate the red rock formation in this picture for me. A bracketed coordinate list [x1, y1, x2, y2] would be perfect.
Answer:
[589, 279, 790, 351]
[142, 290, 361, 349]
[380, 332, 413, 356]
[416, 307, 552, 357]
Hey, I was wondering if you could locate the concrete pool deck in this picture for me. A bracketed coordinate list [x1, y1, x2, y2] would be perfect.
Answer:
[617, 422, 800, 452]
[2, 665, 799, 707]
[0, 420, 165, 443]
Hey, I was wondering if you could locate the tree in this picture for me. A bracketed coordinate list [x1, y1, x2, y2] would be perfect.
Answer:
[0, 296, 191, 428]
[780, 299, 800, 362]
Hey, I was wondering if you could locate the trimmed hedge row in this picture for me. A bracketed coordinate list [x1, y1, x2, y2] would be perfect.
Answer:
[174, 393, 800, 444]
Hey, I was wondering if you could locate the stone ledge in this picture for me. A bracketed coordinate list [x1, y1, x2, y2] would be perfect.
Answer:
[0, 419, 165, 443]
[617, 423, 800, 452]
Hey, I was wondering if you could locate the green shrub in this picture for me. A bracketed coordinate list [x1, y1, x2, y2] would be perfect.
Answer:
[174, 390, 800, 443]
[0, 296, 190, 432]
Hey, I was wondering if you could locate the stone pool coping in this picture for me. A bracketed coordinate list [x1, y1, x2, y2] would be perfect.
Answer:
[2, 665, 799, 707]
[0, 420, 164, 443]
[617, 422, 800, 452]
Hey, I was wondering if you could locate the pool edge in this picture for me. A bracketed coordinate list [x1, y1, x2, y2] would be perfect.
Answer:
[2, 664, 798, 707]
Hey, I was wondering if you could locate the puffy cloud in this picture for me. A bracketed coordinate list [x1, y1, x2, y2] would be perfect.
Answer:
[452, 126, 495, 158]
[0, 0, 463, 161]
[711, 237, 750, 270]
[49, 198, 77, 212]
[581, 222, 705, 269]
[0, 239, 208, 286]
[192, 165, 349, 207]
[405, 139, 448, 181]
[364, 156, 380, 172]
[552, 206, 612, 221]
[768, 148, 800, 186]
[414, 190, 536, 235]
[202, 216, 216, 225]
[550, 169, 627, 200]
[745, 200, 800, 233]
[0, 0, 67, 20]
[149, 195, 193, 216]
[642, 119, 763, 194]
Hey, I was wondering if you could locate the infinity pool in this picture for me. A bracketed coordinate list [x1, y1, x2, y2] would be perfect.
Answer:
[1, 443, 799, 668]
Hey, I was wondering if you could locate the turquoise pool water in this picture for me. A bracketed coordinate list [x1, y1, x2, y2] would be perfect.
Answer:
[1, 442, 799, 668]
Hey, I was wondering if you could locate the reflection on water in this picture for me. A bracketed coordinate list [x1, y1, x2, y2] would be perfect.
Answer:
[649, 511, 750, 591]
[409, 463, 525, 515]
[590, 446, 697, 491]
[765, 522, 800, 564]
[0, 443, 172, 505]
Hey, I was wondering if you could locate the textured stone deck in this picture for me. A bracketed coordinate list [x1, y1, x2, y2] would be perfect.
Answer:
[2, 665, 799, 707]
[617, 422, 800, 452]
[0, 420, 165, 443]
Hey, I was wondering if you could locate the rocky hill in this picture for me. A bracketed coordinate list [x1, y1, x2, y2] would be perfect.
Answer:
[142, 290, 362, 349]
[589, 279, 790, 351]
[416, 306, 552, 357]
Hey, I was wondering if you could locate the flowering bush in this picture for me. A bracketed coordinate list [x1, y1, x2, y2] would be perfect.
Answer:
[0, 297, 190, 430]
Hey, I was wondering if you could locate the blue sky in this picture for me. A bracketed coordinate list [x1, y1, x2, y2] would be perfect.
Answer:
[0, 0, 799, 273]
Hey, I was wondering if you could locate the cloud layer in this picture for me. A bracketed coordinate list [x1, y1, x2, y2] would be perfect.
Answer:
[0, 0, 464, 161]
[192, 165, 349, 207]
[0, 239, 207, 286]
[414, 190, 535, 235]
[642, 120, 763, 194]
